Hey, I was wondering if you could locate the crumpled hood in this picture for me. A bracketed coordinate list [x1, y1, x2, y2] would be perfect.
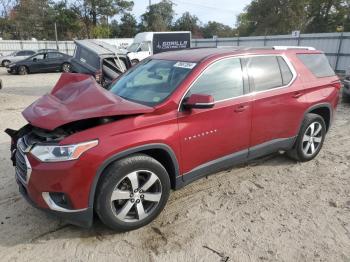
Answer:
[22, 73, 154, 130]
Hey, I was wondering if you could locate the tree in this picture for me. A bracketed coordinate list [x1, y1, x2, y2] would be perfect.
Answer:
[304, 0, 349, 33]
[53, 1, 82, 40]
[173, 12, 202, 37]
[236, 0, 350, 36]
[72, 0, 133, 38]
[236, 0, 308, 36]
[119, 13, 137, 37]
[202, 21, 234, 38]
[140, 0, 174, 31]
[10, 0, 56, 40]
[109, 19, 121, 37]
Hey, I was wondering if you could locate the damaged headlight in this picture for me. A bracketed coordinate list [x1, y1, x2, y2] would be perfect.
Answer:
[30, 140, 98, 162]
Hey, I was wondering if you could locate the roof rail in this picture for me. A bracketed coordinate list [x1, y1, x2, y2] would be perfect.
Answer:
[273, 46, 316, 51]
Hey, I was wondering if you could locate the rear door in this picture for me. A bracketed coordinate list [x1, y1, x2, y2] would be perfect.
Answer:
[246, 55, 306, 156]
[45, 52, 65, 72]
[178, 57, 252, 174]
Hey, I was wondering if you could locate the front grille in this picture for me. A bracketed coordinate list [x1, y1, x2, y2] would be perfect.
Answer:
[15, 137, 31, 185]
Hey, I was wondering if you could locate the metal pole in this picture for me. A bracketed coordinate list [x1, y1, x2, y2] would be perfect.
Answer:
[54, 22, 59, 50]
[149, 0, 151, 8]
[335, 32, 344, 72]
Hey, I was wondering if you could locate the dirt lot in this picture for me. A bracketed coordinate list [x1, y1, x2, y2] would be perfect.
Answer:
[0, 68, 349, 262]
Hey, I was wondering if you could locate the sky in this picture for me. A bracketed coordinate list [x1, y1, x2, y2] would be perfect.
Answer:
[132, 0, 252, 27]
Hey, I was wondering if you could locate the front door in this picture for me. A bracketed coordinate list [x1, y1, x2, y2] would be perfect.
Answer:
[178, 57, 252, 174]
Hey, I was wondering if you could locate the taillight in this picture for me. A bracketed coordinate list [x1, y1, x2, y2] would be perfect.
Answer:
[95, 70, 102, 83]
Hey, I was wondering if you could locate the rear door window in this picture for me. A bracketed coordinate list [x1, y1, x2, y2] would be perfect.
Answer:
[247, 56, 283, 92]
[47, 52, 63, 59]
[277, 57, 293, 85]
[16, 51, 27, 56]
[297, 54, 335, 78]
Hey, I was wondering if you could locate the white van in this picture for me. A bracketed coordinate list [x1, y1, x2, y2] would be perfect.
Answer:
[126, 31, 191, 64]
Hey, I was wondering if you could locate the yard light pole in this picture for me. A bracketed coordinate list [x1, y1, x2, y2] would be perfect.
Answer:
[54, 22, 59, 51]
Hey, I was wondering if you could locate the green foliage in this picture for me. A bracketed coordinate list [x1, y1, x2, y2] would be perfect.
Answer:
[202, 21, 235, 38]
[141, 0, 174, 31]
[53, 1, 82, 40]
[236, 0, 350, 36]
[1, 0, 348, 40]
[119, 13, 137, 37]
[91, 24, 110, 38]
[173, 12, 202, 37]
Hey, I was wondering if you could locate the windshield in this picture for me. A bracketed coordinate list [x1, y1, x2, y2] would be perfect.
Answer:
[128, 43, 140, 52]
[109, 59, 195, 106]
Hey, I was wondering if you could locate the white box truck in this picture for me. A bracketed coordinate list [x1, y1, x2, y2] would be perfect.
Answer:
[125, 31, 191, 64]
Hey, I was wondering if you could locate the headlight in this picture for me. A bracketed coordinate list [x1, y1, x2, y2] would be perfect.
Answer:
[30, 140, 98, 162]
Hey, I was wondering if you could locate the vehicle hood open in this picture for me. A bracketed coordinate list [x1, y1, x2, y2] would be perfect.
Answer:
[22, 73, 154, 131]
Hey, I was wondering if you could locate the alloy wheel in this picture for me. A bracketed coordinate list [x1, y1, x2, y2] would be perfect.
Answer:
[110, 170, 162, 223]
[62, 63, 71, 72]
[302, 122, 323, 157]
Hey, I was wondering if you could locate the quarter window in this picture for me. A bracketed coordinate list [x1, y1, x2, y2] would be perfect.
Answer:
[297, 54, 335, 78]
[189, 58, 244, 101]
[247, 56, 283, 92]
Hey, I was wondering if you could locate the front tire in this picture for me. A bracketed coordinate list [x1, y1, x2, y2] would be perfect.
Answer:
[131, 59, 139, 66]
[95, 154, 170, 231]
[287, 113, 326, 162]
[18, 65, 28, 75]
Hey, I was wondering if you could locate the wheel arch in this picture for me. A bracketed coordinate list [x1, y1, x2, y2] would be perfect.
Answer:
[305, 103, 332, 131]
[88, 143, 180, 208]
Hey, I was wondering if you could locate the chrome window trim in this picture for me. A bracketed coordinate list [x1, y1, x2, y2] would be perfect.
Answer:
[178, 54, 297, 111]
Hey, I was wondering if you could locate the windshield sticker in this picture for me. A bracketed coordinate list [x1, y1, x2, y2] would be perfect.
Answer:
[174, 62, 197, 69]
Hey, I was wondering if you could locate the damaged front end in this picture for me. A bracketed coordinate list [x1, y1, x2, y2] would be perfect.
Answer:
[5, 73, 154, 227]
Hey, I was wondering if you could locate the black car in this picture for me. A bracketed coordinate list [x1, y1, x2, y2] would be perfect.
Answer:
[7, 51, 72, 75]
[70, 39, 131, 87]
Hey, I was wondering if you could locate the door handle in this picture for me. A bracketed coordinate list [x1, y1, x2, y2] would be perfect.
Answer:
[234, 105, 249, 113]
[293, 91, 303, 98]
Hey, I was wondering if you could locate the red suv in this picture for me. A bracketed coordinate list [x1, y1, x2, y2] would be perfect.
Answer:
[7, 47, 340, 231]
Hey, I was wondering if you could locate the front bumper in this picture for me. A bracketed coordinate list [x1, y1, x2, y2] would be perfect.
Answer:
[7, 66, 16, 74]
[16, 174, 93, 228]
[12, 137, 97, 228]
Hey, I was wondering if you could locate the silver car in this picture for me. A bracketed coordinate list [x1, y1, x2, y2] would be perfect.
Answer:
[0, 50, 36, 67]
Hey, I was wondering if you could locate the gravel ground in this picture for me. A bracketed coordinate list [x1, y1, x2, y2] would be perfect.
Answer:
[0, 68, 350, 262]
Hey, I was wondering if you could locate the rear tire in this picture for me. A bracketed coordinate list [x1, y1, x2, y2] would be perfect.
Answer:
[287, 113, 326, 162]
[95, 154, 170, 231]
[2, 60, 10, 67]
[18, 65, 28, 75]
[61, 62, 71, 73]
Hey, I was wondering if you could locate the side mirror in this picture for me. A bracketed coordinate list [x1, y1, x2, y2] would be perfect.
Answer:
[33, 58, 37, 62]
[183, 94, 215, 109]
